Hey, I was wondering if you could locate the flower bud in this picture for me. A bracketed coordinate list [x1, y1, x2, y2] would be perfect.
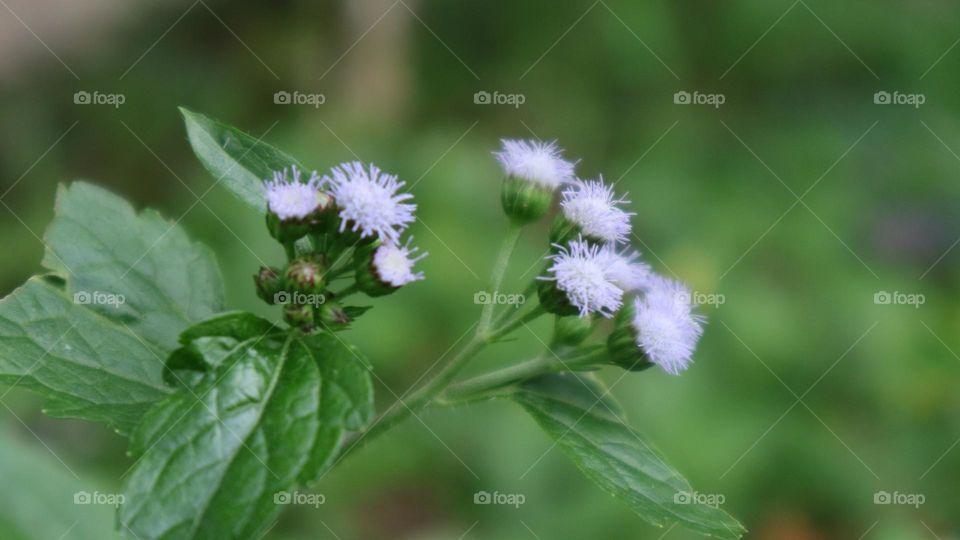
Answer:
[253, 266, 284, 304]
[606, 301, 652, 372]
[552, 315, 595, 346]
[285, 255, 328, 295]
[355, 238, 426, 297]
[318, 301, 351, 330]
[266, 211, 310, 242]
[501, 177, 554, 225]
[537, 279, 578, 317]
[283, 303, 314, 332]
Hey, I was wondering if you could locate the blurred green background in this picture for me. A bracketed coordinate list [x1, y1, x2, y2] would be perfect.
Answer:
[1, 0, 959, 538]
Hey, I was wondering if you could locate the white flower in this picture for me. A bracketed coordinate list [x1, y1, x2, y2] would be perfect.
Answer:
[494, 139, 576, 189]
[632, 276, 705, 375]
[542, 238, 623, 318]
[328, 161, 416, 243]
[264, 167, 324, 220]
[373, 239, 427, 287]
[599, 246, 651, 292]
[560, 178, 634, 243]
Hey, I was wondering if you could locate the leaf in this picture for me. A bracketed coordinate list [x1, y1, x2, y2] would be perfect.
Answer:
[0, 278, 170, 435]
[180, 108, 305, 212]
[42, 181, 225, 350]
[513, 373, 745, 539]
[121, 320, 375, 539]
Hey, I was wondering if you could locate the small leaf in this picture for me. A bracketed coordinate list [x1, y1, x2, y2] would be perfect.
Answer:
[513, 373, 745, 539]
[180, 108, 305, 212]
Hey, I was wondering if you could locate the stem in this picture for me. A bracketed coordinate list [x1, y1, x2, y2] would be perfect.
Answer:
[490, 304, 546, 340]
[283, 241, 297, 260]
[477, 223, 523, 338]
[334, 283, 359, 299]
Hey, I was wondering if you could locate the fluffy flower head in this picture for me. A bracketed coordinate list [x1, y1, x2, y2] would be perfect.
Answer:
[632, 276, 705, 375]
[373, 239, 427, 287]
[328, 161, 416, 243]
[494, 139, 576, 189]
[542, 238, 624, 317]
[560, 178, 634, 243]
[600, 246, 651, 292]
[265, 167, 324, 220]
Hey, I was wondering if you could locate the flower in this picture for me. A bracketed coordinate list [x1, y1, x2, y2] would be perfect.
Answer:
[541, 238, 624, 317]
[265, 167, 324, 220]
[372, 239, 427, 287]
[559, 178, 634, 243]
[631, 275, 705, 375]
[494, 139, 576, 189]
[600, 246, 651, 292]
[328, 161, 416, 242]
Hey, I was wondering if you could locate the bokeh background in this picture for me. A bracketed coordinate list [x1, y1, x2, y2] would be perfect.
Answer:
[1, 0, 959, 538]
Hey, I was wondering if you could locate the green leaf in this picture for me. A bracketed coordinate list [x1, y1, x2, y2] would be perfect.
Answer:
[180, 108, 305, 212]
[121, 320, 375, 539]
[513, 373, 745, 539]
[42, 181, 225, 350]
[0, 278, 170, 435]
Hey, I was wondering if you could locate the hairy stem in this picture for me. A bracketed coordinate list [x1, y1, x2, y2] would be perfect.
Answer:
[477, 223, 523, 337]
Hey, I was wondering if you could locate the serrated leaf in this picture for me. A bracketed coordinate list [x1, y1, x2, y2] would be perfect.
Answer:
[0, 278, 170, 434]
[121, 319, 376, 539]
[180, 108, 305, 212]
[513, 373, 745, 539]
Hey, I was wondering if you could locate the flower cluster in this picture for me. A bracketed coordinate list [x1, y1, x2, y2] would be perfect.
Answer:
[256, 163, 426, 332]
[494, 139, 705, 375]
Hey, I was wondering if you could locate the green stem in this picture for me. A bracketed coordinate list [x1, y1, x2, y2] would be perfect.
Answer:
[477, 223, 523, 338]
[334, 283, 359, 300]
[490, 304, 547, 340]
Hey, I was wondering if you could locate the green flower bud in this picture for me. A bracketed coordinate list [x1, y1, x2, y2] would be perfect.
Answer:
[283, 303, 314, 332]
[306, 192, 338, 233]
[317, 300, 351, 330]
[355, 239, 426, 297]
[266, 211, 310, 243]
[254, 266, 284, 304]
[501, 177, 554, 225]
[549, 213, 582, 245]
[285, 255, 328, 295]
[552, 315, 595, 346]
[606, 301, 652, 372]
[538, 279, 578, 317]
